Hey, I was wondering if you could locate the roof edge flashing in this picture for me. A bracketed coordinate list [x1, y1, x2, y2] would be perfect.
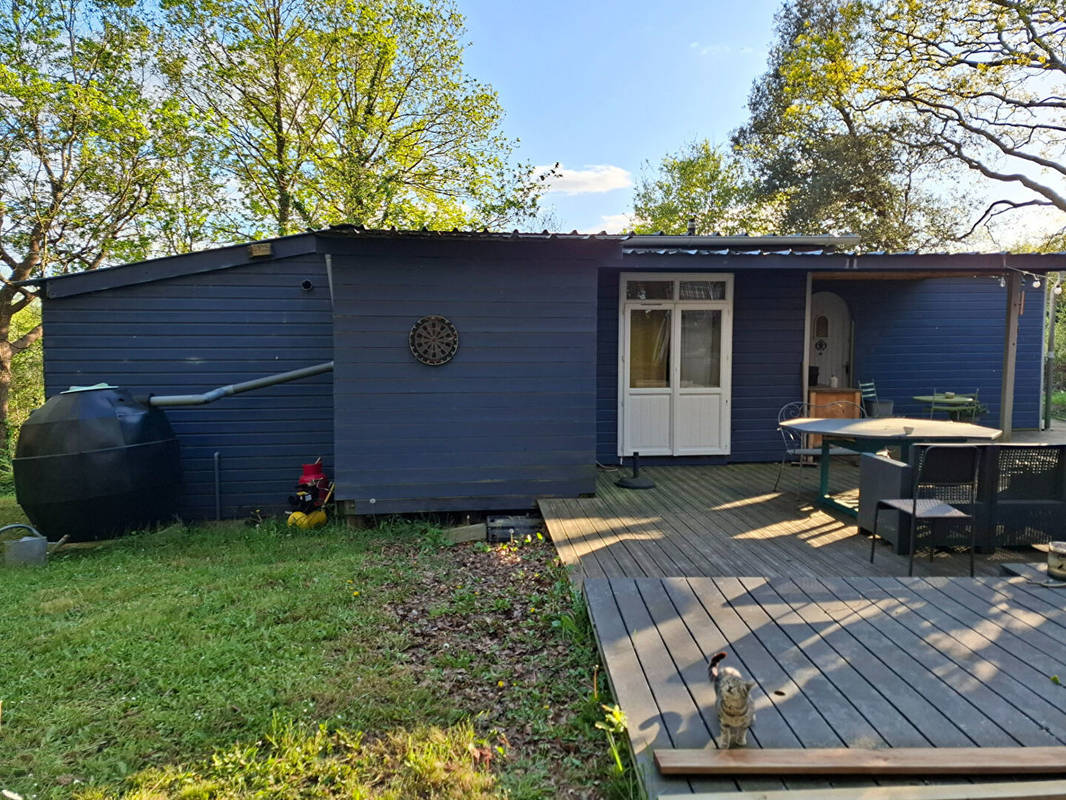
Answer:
[624, 234, 862, 249]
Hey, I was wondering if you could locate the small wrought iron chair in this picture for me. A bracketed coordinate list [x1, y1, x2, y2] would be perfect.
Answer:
[870, 444, 981, 577]
[949, 389, 981, 423]
[773, 400, 865, 491]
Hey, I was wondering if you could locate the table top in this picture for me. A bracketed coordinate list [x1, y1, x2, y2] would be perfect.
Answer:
[780, 416, 1001, 441]
[913, 393, 978, 405]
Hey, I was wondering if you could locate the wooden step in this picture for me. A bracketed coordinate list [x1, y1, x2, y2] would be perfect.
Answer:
[655, 746, 1066, 776]
[666, 779, 1066, 800]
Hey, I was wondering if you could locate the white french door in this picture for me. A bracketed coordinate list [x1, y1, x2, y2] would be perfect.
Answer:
[619, 274, 733, 456]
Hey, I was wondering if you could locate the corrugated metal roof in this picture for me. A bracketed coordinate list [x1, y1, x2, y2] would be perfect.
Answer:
[321, 224, 621, 240]
[623, 246, 1066, 259]
[623, 233, 858, 250]
[623, 247, 831, 256]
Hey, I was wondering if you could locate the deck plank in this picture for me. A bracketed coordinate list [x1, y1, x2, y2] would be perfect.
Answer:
[832, 577, 1058, 746]
[559, 498, 628, 579]
[768, 578, 972, 748]
[939, 578, 1066, 648]
[712, 577, 887, 748]
[796, 578, 1009, 747]
[541, 464, 1038, 587]
[901, 577, 1066, 686]
[871, 578, 1066, 740]
[583, 579, 690, 798]
[555, 465, 1055, 799]
[538, 498, 607, 579]
[585, 575, 1066, 800]
[633, 578, 757, 795]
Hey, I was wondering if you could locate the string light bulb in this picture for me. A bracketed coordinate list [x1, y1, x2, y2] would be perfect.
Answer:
[999, 276, 1006, 288]
[1056, 284, 1063, 296]
[1034, 278, 1042, 288]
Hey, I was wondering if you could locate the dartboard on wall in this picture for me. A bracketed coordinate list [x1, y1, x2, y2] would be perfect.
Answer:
[409, 315, 459, 366]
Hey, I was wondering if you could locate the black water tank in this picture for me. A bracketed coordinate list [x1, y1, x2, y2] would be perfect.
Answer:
[13, 386, 181, 541]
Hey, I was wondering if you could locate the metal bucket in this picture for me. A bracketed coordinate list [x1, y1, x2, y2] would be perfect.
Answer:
[1048, 541, 1066, 580]
[2, 524, 47, 566]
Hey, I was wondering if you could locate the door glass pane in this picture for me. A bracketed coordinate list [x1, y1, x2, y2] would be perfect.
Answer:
[680, 309, 721, 388]
[679, 280, 726, 301]
[629, 309, 671, 388]
[625, 280, 673, 301]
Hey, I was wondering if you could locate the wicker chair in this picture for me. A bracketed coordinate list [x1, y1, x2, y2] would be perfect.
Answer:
[860, 443, 1066, 558]
[991, 444, 1066, 546]
[871, 444, 981, 577]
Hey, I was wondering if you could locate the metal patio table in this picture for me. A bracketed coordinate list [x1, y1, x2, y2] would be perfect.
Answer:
[778, 416, 1002, 517]
[913, 392, 978, 411]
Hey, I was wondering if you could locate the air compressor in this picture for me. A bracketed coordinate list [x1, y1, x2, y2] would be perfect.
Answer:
[287, 460, 334, 529]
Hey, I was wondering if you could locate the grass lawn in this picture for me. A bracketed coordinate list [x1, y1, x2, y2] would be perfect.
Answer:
[0, 511, 629, 799]
[0, 492, 31, 525]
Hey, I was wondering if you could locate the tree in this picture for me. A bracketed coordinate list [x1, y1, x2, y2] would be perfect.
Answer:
[866, 0, 1065, 229]
[732, 0, 966, 250]
[162, 0, 547, 236]
[770, 0, 1066, 238]
[0, 0, 192, 446]
[630, 140, 762, 235]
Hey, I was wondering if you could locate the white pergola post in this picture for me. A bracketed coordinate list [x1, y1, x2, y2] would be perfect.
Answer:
[1000, 271, 1023, 440]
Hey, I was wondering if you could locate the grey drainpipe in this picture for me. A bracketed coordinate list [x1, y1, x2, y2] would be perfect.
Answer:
[149, 361, 334, 407]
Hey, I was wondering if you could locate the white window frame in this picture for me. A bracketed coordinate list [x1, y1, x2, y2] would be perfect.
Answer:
[617, 272, 734, 457]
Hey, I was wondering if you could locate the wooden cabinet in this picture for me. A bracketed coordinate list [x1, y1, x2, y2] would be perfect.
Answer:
[807, 387, 861, 448]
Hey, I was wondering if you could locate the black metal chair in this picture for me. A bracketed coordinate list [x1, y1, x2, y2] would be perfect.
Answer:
[773, 400, 865, 491]
[870, 444, 981, 577]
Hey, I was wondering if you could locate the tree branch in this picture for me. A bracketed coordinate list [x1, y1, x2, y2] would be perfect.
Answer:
[10, 323, 43, 353]
[959, 197, 1053, 239]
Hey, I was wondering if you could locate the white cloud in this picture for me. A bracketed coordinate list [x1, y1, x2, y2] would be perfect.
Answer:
[536, 164, 632, 196]
[580, 212, 634, 234]
[689, 41, 756, 58]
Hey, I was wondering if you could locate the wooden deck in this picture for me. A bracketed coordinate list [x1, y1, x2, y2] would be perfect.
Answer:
[538, 463, 1055, 799]
[587, 576, 1066, 798]
[539, 463, 1041, 585]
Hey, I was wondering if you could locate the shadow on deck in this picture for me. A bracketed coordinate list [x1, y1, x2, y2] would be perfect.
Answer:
[543, 464, 1062, 799]
[539, 462, 1044, 586]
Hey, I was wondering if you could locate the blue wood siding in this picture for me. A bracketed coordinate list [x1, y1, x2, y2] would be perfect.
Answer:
[828, 278, 1044, 428]
[330, 239, 604, 514]
[41, 255, 334, 519]
[598, 264, 1045, 464]
[596, 267, 807, 463]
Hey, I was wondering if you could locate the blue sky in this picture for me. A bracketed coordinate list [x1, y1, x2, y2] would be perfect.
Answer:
[457, 0, 783, 233]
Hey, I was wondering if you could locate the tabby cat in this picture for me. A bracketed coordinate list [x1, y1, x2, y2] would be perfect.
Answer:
[708, 651, 756, 748]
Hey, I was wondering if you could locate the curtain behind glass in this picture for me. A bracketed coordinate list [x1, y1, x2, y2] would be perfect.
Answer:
[630, 309, 671, 388]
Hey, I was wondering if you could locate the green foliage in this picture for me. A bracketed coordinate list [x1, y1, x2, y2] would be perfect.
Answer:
[0, 0, 209, 450]
[631, 139, 763, 235]
[10, 302, 42, 432]
[594, 703, 628, 777]
[161, 0, 546, 236]
[0, 0, 194, 274]
[0, 302, 42, 491]
[732, 0, 966, 250]
[864, 0, 1066, 222]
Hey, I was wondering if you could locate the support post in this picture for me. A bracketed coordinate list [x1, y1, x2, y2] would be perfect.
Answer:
[1045, 275, 1058, 430]
[1000, 271, 1022, 440]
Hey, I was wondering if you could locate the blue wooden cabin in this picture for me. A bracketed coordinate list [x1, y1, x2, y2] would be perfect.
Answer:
[28, 228, 1065, 520]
